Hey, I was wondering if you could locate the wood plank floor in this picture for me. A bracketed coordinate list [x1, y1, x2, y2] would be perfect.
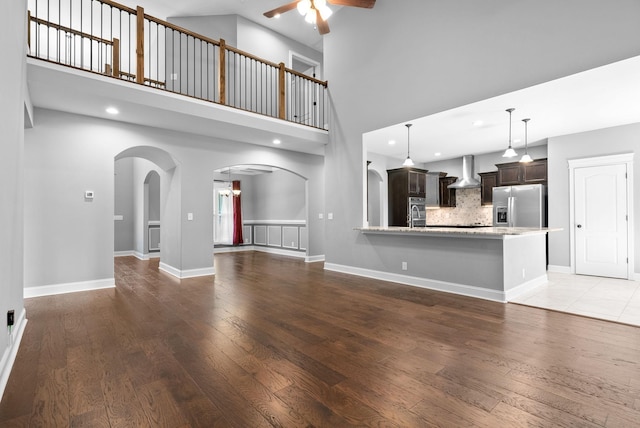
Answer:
[2, 252, 640, 427]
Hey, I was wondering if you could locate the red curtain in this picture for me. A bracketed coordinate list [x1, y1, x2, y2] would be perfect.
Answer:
[232, 180, 243, 245]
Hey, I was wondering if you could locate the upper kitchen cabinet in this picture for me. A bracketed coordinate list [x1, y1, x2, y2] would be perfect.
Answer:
[388, 168, 428, 198]
[496, 158, 547, 186]
[478, 171, 497, 205]
[439, 176, 457, 207]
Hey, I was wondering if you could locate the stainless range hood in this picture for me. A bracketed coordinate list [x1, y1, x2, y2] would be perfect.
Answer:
[447, 155, 481, 189]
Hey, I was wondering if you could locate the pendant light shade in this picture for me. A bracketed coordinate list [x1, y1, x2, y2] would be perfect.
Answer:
[403, 123, 414, 167]
[519, 118, 533, 163]
[502, 108, 517, 158]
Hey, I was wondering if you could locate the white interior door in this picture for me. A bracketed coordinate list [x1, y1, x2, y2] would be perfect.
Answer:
[574, 164, 628, 278]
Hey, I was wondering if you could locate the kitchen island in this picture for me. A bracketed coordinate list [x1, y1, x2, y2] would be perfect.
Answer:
[352, 226, 557, 302]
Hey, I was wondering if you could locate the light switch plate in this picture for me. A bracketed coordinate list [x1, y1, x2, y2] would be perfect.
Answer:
[187, 213, 193, 221]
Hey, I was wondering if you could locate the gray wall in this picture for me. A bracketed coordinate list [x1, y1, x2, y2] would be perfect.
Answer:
[24, 108, 325, 290]
[547, 123, 640, 272]
[322, 0, 640, 275]
[114, 158, 134, 252]
[0, 0, 26, 392]
[242, 170, 306, 221]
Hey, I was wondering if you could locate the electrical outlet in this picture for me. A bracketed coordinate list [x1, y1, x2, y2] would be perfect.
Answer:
[402, 262, 408, 271]
[7, 310, 15, 327]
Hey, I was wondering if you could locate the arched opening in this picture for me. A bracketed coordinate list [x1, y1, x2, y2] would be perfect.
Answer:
[114, 146, 177, 261]
[213, 164, 308, 258]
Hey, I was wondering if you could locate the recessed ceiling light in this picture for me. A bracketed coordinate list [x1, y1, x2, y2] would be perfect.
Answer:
[106, 107, 119, 115]
[472, 120, 484, 127]
[273, 139, 281, 145]
[388, 140, 396, 145]
[513, 138, 522, 143]
[434, 152, 441, 157]
[274, 13, 280, 18]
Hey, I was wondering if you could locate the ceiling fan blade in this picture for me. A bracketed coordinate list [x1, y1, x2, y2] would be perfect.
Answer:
[264, 1, 300, 18]
[316, 9, 330, 35]
[327, 0, 376, 8]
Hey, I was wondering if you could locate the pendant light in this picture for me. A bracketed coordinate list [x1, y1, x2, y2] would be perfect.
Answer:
[502, 108, 517, 158]
[402, 123, 415, 167]
[519, 118, 533, 163]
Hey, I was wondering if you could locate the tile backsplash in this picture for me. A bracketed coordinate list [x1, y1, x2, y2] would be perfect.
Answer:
[427, 188, 493, 225]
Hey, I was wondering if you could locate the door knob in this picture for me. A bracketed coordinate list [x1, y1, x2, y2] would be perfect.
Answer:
[577, 224, 582, 228]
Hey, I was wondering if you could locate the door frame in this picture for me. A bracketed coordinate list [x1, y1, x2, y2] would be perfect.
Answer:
[568, 153, 635, 278]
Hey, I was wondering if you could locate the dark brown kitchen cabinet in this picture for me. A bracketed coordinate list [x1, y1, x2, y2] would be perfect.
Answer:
[479, 171, 498, 205]
[439, 176, 457, 207]
[496, 158, 547, 186]
[387, 168, 428, 226]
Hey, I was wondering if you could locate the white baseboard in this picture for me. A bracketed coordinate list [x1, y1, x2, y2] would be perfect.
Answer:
[323, 263, 508, 303]
[305, 254, 325, 263]
[504, 275, 548, 302]
[159, 262, 215, 279]
[0, 308, 27, 402]
[132, 251, 161, 260]
[548, 265, 572, 274]
[213, 245, 252, 254]
[24, 278, 115, 298]
[114, 250, 135, 257]
[253, 246, 306, 259]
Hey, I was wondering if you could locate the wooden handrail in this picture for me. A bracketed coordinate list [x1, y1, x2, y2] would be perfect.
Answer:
[99, 0, 137, 15]
[30, 15, 114, 46]
[144, 13, 221, 48]
[285, 68, 328, 87]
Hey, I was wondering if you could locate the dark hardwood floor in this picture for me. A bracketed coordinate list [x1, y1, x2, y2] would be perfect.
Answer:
[2, 252, 640, 427]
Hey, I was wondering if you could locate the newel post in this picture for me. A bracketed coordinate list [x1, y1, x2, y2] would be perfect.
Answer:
[112, 38, 120, 77]
[136, 6, 144, 84]
[219, 39, 226, 105]
[278, 62, 286, 120]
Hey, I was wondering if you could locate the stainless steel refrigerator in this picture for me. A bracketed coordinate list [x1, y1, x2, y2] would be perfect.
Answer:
[492, 184, 546, 227]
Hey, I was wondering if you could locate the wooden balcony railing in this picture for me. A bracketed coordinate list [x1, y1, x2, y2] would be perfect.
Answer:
[26, 0, 329, 130]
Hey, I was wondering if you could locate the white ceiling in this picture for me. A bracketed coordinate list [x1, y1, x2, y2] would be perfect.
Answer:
[114, 0, 336, 52]
[365, 55, 640, 164]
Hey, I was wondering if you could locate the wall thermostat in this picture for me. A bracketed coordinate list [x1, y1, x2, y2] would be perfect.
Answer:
[85, 190, 94, 199]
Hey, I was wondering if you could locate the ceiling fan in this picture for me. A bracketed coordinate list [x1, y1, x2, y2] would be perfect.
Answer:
[264, 0, 376, 35]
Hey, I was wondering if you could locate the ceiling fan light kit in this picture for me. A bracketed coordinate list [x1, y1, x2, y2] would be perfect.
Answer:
[264, 0, 375, 34]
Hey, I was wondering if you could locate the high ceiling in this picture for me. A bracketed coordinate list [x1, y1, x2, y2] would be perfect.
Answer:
[365, 55, 640, 164]
[115, 0, 332, 51]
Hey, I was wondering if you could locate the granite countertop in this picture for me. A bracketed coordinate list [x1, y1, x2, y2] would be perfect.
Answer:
[356, 226, 558, 237]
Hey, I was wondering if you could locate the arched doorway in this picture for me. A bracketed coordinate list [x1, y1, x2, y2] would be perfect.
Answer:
[114, 146, 177, 261]
[213, 164, 308, 258]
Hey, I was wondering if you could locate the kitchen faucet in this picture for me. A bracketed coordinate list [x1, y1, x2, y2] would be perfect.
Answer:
[410, 204, 421, 227]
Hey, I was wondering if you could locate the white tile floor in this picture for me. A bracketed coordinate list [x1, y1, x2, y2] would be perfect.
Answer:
[510, 272, 640, 326]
